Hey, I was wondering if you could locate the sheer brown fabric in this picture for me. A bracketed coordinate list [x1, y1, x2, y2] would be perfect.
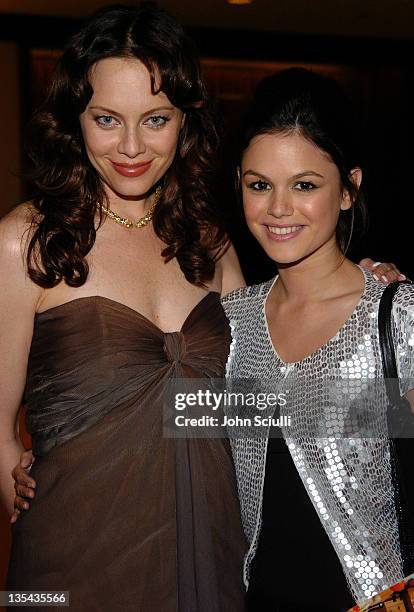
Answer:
[7, 293, 246, 611]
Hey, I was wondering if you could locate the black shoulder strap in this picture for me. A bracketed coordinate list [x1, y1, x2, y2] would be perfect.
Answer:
[378, 281, 412, 405]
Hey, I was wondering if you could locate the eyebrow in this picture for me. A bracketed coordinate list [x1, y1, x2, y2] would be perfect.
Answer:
[88, 105, 175, 116]
[243, 170, 324, 181]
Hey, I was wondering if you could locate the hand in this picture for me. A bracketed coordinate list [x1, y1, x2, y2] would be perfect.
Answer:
[10, 449, 36, 524]
[359, 258, 406, 285]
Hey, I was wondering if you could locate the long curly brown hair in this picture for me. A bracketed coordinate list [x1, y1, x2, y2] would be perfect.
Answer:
[26, 2, 227, 288]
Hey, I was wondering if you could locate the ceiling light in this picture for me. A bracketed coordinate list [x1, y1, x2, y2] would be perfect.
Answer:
[227, 0, 253, 4]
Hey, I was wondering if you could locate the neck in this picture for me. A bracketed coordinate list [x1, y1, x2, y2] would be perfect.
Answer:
[275, 240, 358, 304]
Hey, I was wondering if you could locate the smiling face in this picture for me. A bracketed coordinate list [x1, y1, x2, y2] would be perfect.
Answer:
[241, 131, 358, 266]
[79, 57, 184, 202]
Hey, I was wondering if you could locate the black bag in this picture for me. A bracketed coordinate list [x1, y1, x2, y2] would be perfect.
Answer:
[378, 280, 414, 576]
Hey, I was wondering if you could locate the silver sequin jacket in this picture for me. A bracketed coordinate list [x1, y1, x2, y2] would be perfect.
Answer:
[222, 268, 414, 603]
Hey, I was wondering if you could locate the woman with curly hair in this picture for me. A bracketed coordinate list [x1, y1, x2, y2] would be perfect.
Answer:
[0, 4, 247, 610]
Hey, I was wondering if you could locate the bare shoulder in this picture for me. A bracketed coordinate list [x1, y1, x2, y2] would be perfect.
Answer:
[0, 202, 42, 307]
[215, 241, 246, 297]
[0, 201, 38, 247]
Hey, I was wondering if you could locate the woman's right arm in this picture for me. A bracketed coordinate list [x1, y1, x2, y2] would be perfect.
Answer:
[0, 206, 42, 517]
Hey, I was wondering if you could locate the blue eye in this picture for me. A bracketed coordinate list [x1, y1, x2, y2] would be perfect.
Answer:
[248, 180, 271, 192]
[294, 181, 316, 191]
[144, 115, 169, 128]
[95, 115, 117, 128]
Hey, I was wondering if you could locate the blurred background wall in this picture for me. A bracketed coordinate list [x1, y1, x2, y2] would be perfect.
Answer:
[0, 41, 21, 213]
[1, 0, 414, 601]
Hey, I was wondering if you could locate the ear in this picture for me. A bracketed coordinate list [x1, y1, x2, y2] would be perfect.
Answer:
[341, 167, 362, 211]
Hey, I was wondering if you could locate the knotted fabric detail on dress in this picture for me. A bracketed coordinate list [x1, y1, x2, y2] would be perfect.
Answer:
[163, 332, 187, 363]
[9, 291, 247, 611]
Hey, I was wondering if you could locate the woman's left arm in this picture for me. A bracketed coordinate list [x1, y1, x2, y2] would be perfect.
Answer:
[218, 243, 246, 297]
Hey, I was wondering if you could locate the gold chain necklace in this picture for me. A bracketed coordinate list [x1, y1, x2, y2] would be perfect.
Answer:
[101, 186, 162, 229]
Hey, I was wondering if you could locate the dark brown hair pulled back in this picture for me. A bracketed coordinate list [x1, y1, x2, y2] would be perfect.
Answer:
[26, 2, 226, 287]
[238, 68, 368, 253]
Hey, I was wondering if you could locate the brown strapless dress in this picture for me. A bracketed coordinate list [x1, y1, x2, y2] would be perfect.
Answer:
[7, 293, 246, 612]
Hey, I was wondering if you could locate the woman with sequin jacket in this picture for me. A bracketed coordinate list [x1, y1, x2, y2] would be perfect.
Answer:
[222, 69, 414, 611]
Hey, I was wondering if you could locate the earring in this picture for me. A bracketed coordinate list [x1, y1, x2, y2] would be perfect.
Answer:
[343, 206, 355, 255]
